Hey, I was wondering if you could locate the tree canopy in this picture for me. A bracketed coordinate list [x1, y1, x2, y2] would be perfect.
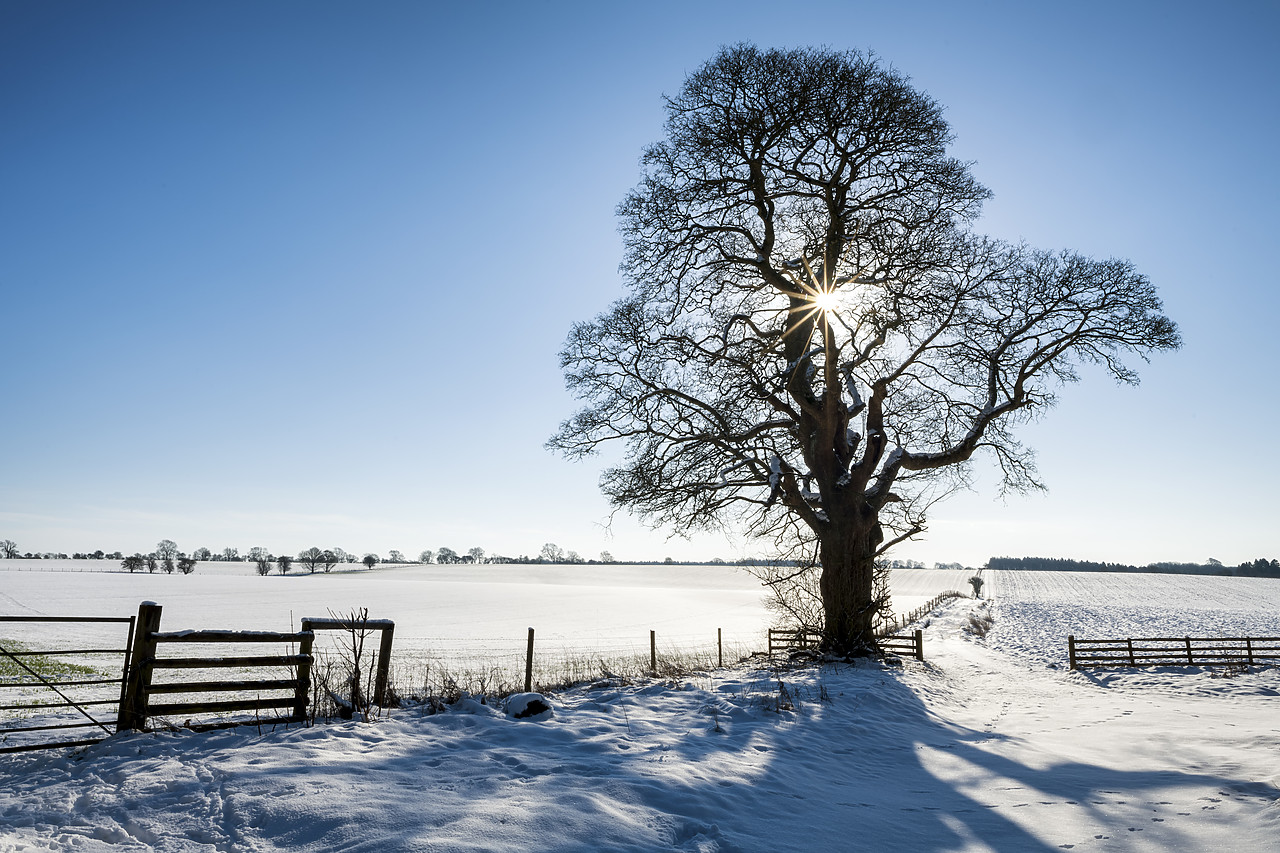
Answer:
[551, 44, 1180, 652]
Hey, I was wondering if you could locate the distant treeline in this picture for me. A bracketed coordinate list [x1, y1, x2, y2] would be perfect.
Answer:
[987, 555, 1280, 578]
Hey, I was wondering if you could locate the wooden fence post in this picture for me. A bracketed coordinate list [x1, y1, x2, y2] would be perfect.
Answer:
[1185, 636, 1194, 664]
[1067, 635, 1076, 670]
[295, 625, 314, 721]
[1127, 638, 1135, 666]
[117, 601, 163, 732]
[717, 628, 723, 668]
[1246, 637, 1254, 666]
[524, 628, 535, 693]
[650, 630, 657, 675]
[914, 629, 924, 661]
[373, 622, 395, 706]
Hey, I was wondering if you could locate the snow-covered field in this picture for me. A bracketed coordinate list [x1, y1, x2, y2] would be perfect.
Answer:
[2, 565, 1277, 851]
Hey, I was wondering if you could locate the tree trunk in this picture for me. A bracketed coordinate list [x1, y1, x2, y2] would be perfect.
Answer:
[818, 514, 883, 655]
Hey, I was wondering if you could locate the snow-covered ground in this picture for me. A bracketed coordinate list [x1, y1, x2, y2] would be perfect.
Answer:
[2, 567, 1277, 850]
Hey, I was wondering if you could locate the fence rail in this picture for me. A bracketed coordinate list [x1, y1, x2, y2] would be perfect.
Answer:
[0, 614, 135, 754]
[1068, 635, 1280, 669]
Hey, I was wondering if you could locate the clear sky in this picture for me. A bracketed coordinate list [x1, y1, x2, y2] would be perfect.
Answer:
[2, 0, 1277, 567]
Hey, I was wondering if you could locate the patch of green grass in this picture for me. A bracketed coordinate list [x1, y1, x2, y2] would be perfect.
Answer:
[0, 638, 100, 680]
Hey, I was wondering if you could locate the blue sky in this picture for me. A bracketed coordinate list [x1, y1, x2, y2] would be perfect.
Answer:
[2, 1, 1277, 566]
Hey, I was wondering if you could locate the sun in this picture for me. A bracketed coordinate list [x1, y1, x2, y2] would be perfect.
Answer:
[811, 288, 840, 314]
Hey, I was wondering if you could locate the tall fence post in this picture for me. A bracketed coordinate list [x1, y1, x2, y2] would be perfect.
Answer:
[914, 629, 924, 661]
[1067, 634, 1076, 670]
[373, 622, 395, 706]
[117, 601, 163, 732]
[295, 623, 314, 721]
[650, 630, 657, 675]
[524, 628, 535, 693]
[1246, 637, 1254, 666]
[717, 628, 723, 668]
[1185, 636, 1194, 664]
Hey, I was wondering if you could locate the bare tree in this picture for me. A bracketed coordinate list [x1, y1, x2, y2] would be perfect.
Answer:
[539, 543, 563, 564]
[418, 549, 435, 564]
[0, 540, 18, 559]
[388, 550, 407, 564]
[156, 540, 178, 562]
[276, 555, 293, 574]
[321, 549, 340, 573]
[435, 547, 457, 565]
[299, 547, 324, 573]
[362, 553, 378, 569]
[193, 547, 212, 561]
[467, 547, 485, 564]
[178, 557, 197, 575]
[550, 45, 1180, 654]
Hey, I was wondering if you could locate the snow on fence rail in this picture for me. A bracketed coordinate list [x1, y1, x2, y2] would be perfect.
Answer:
[1067, 635, 1280, 669]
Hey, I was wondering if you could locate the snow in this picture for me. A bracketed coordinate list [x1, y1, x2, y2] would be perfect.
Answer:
[2, 565, 1278, 850]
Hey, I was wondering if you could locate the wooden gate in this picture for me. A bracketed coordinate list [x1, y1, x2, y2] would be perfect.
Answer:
[0, 615, 136, 754]
[118, 602, 314, 732]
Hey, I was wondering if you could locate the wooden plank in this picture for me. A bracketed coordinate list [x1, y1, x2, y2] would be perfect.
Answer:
[146, 679, 297, 695]
[147, 696, 298, 717]
[151, 630, 312, 644]
[148, 654, 312, 669]
[301, 618, 395, 630]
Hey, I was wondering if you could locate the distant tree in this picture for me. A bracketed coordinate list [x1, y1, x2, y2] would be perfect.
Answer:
[298, 547, 323, 573]
[91, 549, 105, 560]
[193, 547, 212, 561]
[254, 557, 272, 576]
[969, 576, 984, 598]
[540, 543, 564, 563]
[162, 557, 176, 574]
[436, 547, 458, 565]
[178, 557, 197, 575]
[222, 547, 240, 562]
[321, 549, 340, 573]
[247, 546, 270, 562]
[122, 555, 144, 572]
[467, 547, 485, 564]
[156, 540, 178, 561]
[107, 551, 123, 561]
[565, 550, 584, 564]
[0, 540, 18, 559]
[276, 555, 293, 574]
[388, 550, 407, 563]
[418, 549, 434, 564]
[331, 547, 350, 564]
[362, 553, 379, 569]
[600, 550, 614, 564]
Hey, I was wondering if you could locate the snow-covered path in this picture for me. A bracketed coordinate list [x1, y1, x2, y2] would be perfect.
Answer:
[3, 597, 1276, 851]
